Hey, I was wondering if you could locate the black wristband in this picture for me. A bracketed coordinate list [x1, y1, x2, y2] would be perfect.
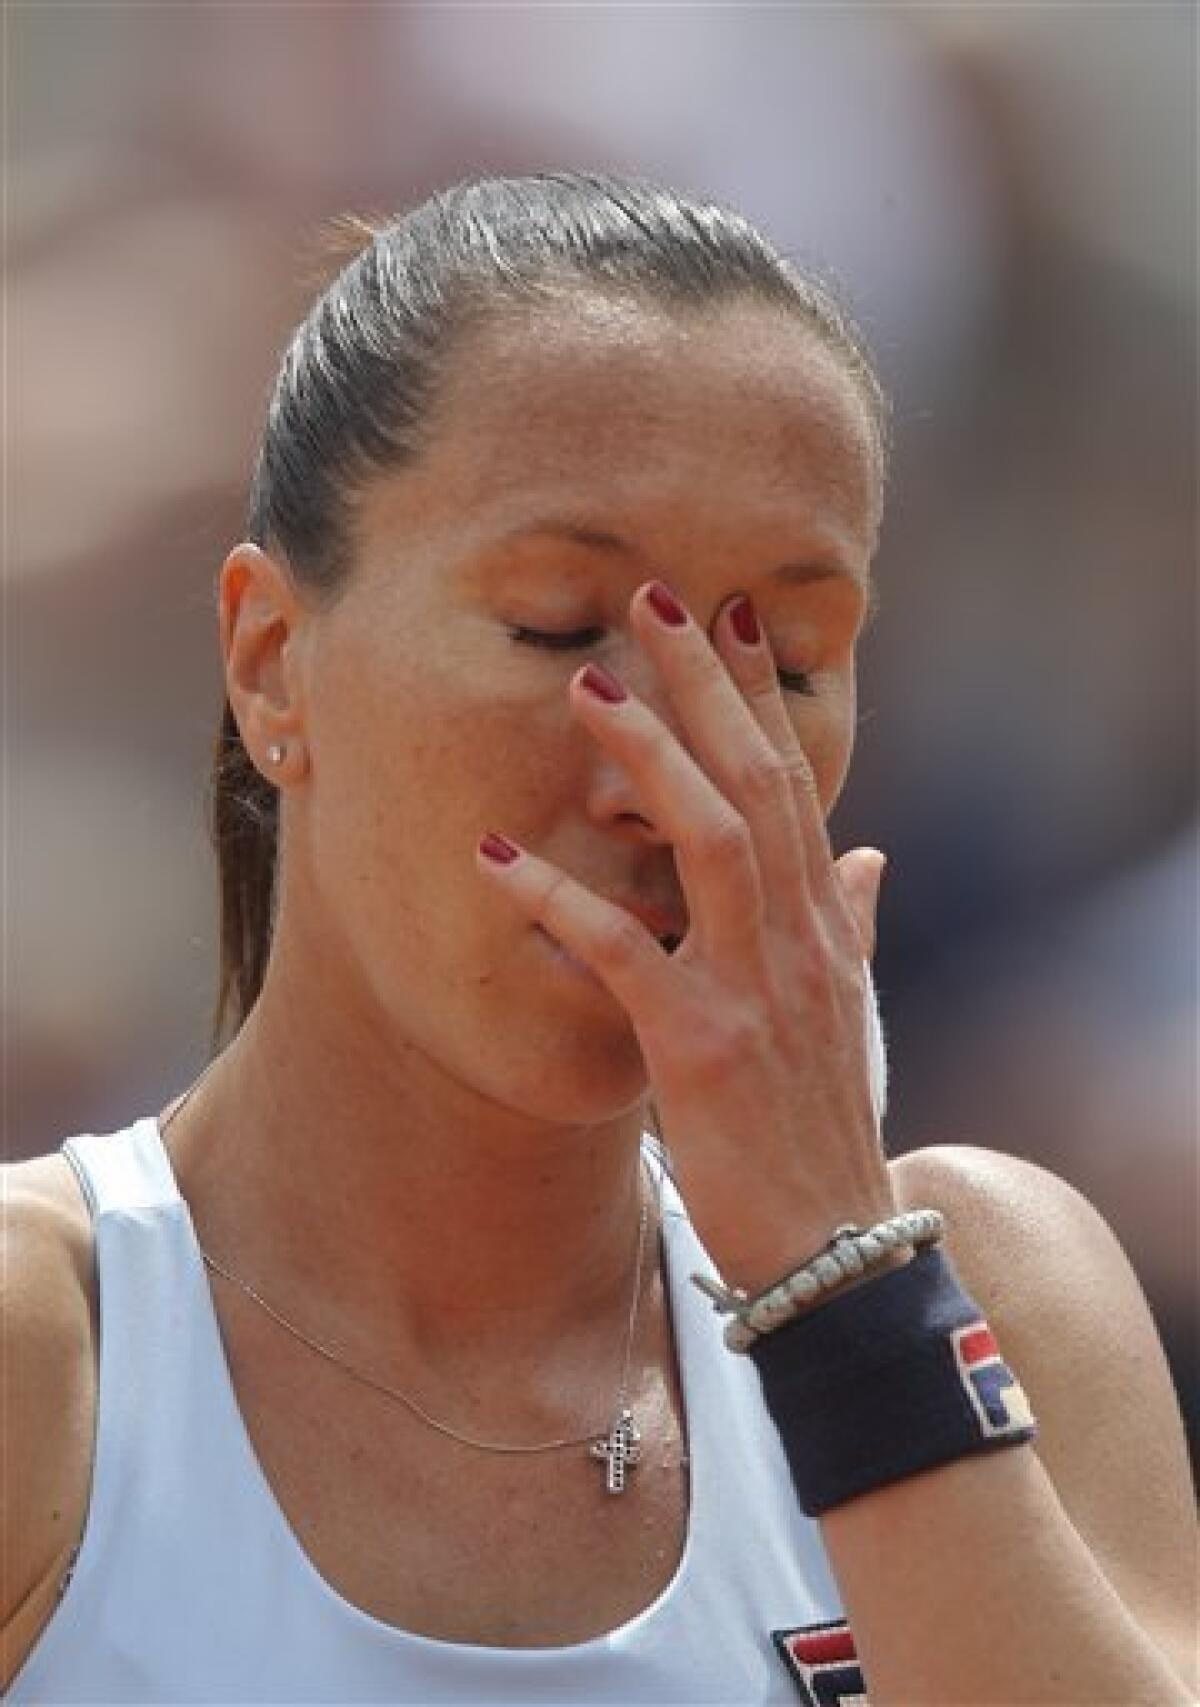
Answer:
[748, 1244, 1038, 1517]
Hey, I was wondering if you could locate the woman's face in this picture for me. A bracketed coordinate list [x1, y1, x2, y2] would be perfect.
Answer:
[285, 293, 881, 1125]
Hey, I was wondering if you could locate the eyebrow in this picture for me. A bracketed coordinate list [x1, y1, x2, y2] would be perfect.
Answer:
[499, 521, 877, 609]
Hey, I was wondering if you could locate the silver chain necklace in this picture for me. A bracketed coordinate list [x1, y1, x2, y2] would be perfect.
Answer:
[159, 1064, 659, 1495]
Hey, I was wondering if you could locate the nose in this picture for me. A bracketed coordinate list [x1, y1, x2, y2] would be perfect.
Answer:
[578, 632, 700, 846]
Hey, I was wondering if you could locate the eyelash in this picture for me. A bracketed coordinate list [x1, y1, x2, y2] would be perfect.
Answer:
[507, 626, 816, 696]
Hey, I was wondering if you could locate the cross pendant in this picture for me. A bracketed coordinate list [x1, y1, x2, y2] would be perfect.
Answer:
[590, 1407, 642, 1494]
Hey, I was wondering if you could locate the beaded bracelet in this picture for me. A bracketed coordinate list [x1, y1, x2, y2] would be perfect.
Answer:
[690, 1207, 947, 1352]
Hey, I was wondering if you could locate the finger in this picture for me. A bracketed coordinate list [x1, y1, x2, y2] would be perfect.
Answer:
[709, 593, 832, 870]
[474, 831, 672, 1011]
[708, 591, 861, 942]
[625, 583, 821, 943]
[568, 661, 765, 964]
[833, 847, 888, 961]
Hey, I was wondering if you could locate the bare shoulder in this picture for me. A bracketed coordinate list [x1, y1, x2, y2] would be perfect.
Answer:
[889, 1139, 1139, 1290]
[890, 1141, 1198, 1687]
[1, 1152, 97, 1680]
[888, 1140, 1185, 1352]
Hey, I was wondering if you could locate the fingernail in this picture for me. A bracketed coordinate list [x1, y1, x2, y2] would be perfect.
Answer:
[479, 831, 521, 865]
[579, 662, 628, 704]
[644, 581, 688, 628]
[729, 596, 761, 647]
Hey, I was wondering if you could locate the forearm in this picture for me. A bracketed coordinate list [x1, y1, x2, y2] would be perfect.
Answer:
[819, 1444, 1195, 1706]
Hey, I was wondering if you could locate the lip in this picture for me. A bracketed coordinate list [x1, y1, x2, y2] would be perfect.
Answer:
[604, 897, 688, 945]
[534, 896, 687, 971]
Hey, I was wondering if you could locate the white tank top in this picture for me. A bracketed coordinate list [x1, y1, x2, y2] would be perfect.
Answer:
[8, 1118, 855, 1703]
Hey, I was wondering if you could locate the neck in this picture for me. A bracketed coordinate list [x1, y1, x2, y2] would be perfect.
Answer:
[161, 960, 656, 1376]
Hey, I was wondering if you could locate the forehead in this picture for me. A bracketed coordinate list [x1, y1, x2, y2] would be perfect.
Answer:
[358, 293, 881, 576]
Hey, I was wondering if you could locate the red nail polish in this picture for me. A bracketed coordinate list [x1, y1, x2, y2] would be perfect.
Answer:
[479, 831, 521, 865]
[579, 663, 628, 703]
[645, 581, 688, 628]
[730, 596, 761, 647]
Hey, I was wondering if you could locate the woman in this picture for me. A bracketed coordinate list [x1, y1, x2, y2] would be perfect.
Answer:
[4, 173, 1195, 1703]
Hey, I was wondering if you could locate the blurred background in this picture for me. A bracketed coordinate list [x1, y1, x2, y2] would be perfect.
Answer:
[5, 5, 1196, 1461]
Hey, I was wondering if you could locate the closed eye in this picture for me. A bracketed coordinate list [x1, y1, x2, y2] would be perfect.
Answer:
[507, 626, 815, 697]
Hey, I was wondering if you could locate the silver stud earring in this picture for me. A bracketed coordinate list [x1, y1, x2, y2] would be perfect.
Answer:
[266, 742, 285, 765]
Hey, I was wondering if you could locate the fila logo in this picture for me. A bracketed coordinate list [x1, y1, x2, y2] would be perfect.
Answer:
[771, 1620, 868, 1705]
[951, 1321, 1037, 1439]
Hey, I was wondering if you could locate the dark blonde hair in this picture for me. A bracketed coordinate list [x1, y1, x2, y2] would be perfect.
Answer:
[210, 170, 889, 1047]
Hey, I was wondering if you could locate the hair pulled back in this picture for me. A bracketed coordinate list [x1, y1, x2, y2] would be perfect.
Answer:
[210, 170, 889, 1047]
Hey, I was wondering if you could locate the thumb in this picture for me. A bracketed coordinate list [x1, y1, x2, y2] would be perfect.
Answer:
[835, 847, 888, 962]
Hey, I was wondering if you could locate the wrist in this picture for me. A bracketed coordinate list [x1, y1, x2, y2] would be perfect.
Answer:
[748, 1245, 1038, 1516]
[693, 1209, 941, 1351]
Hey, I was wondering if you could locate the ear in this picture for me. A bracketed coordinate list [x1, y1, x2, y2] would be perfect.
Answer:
[219, 543, 310, 782]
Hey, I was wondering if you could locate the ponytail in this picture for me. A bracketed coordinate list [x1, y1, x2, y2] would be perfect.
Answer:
[209, 700, 278, 1047]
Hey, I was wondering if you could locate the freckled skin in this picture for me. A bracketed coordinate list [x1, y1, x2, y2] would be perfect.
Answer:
[284, 294, 881, 1129]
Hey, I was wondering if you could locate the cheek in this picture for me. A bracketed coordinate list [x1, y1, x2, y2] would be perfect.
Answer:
[803, 677, 858, 818]
[432, 693, 579, 820]
[316, 639, 579, 851]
